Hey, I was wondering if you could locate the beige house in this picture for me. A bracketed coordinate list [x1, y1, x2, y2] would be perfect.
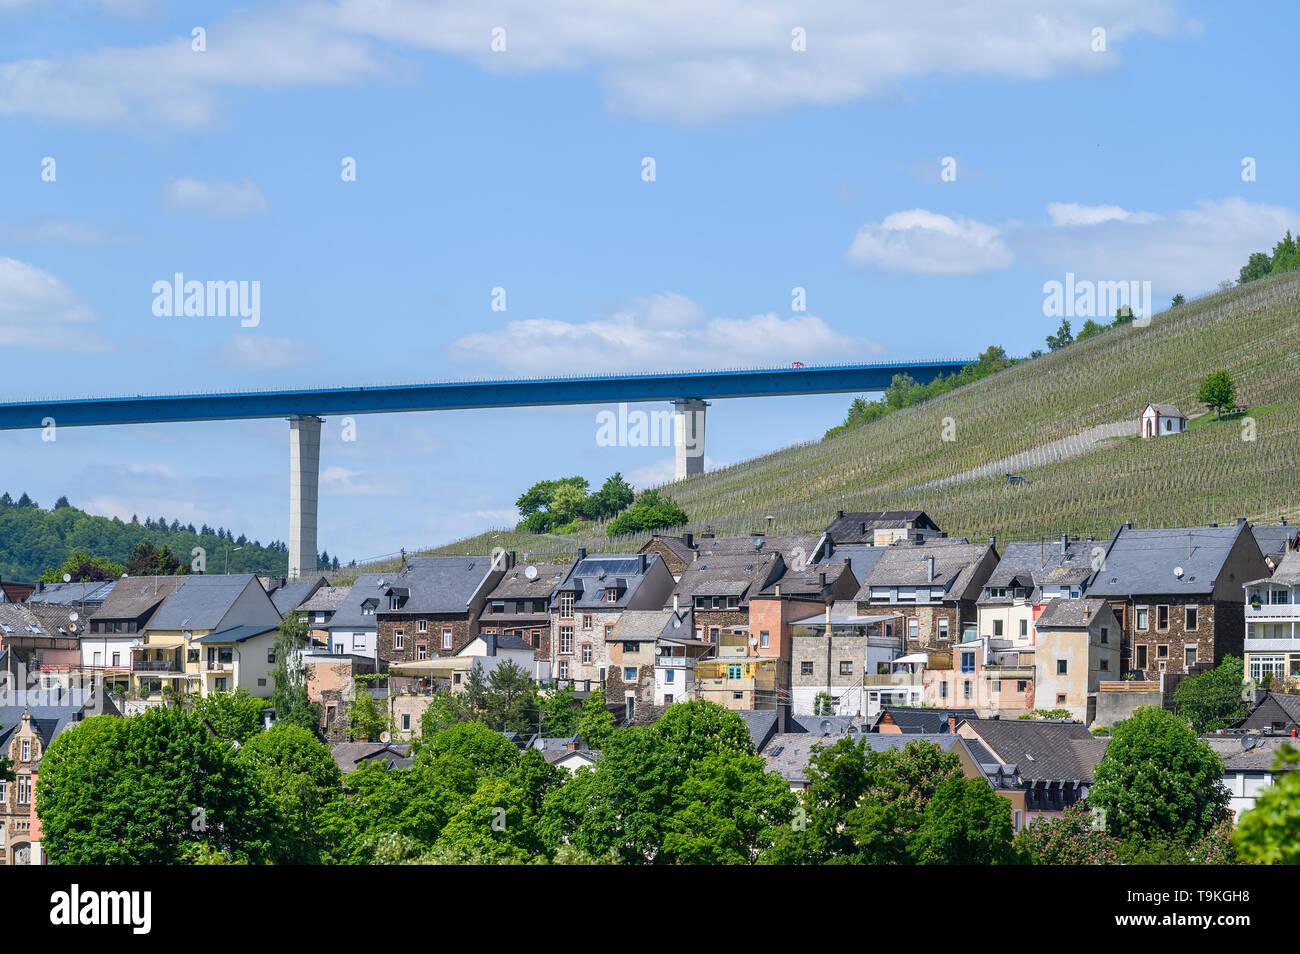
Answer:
[1033, 598, 1120, 723]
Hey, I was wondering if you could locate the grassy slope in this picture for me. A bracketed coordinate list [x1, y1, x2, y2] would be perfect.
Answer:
[368, 269, 1300, 572]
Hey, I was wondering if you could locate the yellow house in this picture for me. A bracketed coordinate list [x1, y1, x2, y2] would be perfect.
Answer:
[132, 574, 283, 700]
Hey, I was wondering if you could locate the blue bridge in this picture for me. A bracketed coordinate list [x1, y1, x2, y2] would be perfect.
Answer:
[0, 359, 969, 577]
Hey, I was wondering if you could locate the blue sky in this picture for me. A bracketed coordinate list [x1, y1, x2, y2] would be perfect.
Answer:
[0, 0, 1296, 563]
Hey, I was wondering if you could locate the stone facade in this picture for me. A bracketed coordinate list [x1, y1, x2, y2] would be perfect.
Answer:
[605, 652, 663, 725]
[377, 613, 473, 664]
[553, 609, 620, 685]
[858, 601, 965, 653]
[1104, 599, 1238, 677]
[0, 714, 40, 865]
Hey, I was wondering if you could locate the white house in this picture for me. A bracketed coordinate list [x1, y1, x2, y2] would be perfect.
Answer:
[1140, 402, 1187, 438]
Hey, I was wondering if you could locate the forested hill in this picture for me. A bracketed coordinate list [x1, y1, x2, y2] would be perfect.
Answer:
[0, 494, 293, 583]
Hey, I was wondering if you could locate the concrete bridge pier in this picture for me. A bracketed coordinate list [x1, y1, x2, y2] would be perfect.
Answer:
[288, 415, 322, 579]
[673, 399, 707, 481]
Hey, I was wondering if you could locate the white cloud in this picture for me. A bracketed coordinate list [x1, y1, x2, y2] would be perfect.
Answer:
[216, 335, 328, 371]
[449, 293, 882, 374]
[847, 209, 1013, 274]
[1045, 202, 1146, 227]
[0, 218, 131, 245]
[163, 177, 269, 217]
[1028, 198, 1298, 291]
[0, 1, 1181, 128]
[0, 257, 108, 350]
[127, 462, 178, 478]
[320, 465, 409, 497]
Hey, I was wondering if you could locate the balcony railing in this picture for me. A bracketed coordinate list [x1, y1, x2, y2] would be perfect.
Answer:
[132, 658, 180, 672]
[205, 661, 232, 672]
[862, 672, 924, 687]
[656, 655, 695, 668]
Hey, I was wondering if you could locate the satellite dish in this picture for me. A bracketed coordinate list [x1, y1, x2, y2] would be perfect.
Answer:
[524, 565, 538, 580]
[379, 731, 391, 743]
[63, 573, 72, 583]
[68, 611, 79, 622]
[1174, 566, 1184, 578]
[749, 636, 758, 646]
[1241, 734, 1258, 751]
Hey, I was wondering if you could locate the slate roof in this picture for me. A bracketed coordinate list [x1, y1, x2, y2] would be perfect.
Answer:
[858, 543, 994, 598]
[822, 544, 887, 586]
[330, 741, 411, 774]
[1252, 525, 1300, 563]
[979, 540, 1103, 602]
[762, 731, 958, 785]
[267, 577, 326, 615]
[1086, 525, 1253, 597]
[0, 603, 58, 637]
[1204, 736, 1300, 772]
[381, 556, 496, 615]
[544, 748, 603, 765]
[487, 562, 570, 601]
[607, 609, 678, 643]
[325, 573, 388, 630]
[26, 604, 90, 637]
[1239, 692, 1300, 730]
[0, 688, 107, 748]
[760, 561, 852, 598]
[960, 719, 1109, 784]
[671, 551, 782, 606]
[644, 535, 698, 565]
[552, 554, 663, 609]
[823, 510, 939, 544]
[298, 585, 350, 613]
[872, 707, 976, 733]
[90, 576, 185, 621]
[147, 574, 266, 631]
[1035, 597, 1110, 629]
[26, 579, 116, 607]
[735, 709, 779, 751]
[1246, 548, 1300, 586]
[191, 623, 279, 644]
[1145, 403, 1186, 419]
[695, 534, 822, 564]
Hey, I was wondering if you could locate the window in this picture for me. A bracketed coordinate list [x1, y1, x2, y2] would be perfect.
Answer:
[558, 660, 569, 679]
[401, 714, 411, 732]
[801, 661, 814, 675]
[991, 680, 1001, 692]
[92, 651, 102, 667]
[418, 619, 427, 633]
[1136, 644, 1148, 669]
[394, 629, 405, 650]
[940, 681, 948, 699]
[352, 633, 365, 651]
[534, 600, 547, 613]
[1057, 659, 1068, 675]
[257, 678, 267, 687]
[267, 649, 276, 664]
[21, 739, 31, 762]
[938, 618, 949, 640]
[1017, 680, 1027, 692]
[582, 644, 593, 664]
[559, 592, 574, 618]
[664, 694, 674, 705]
[727, 596, 741, 609]
[491, 601, 504, 614]
[963, 680, 972, 699]
[1249, 655, 1286, 683]
[389, 596, 401, 611]
[604, 587, 618, 603]
[1185, 646, 1197, 669]
[1019, 619, 1028, 638]
[1056, 693, 1067, 705]
[559, 625, 574, 654]
[624, 666, 637, 681]
[727, 664, 743, 680]
[416, 644, 428, 661]
[1100, 626, 1109, 644]
[1185, 606, 1198, 630]
[441, 627, 453, 650]
[362, 602, 375, 616]
[1156, 605, 1169, 632]
[531, 630, 541, 648]
[18, 775, 32, 805]
[961, 651, 975, 673]
[1099, 657, 1109, 672]
[1136, 606, 1149, 631]
[0, 781, 5, 804]
[760, 630, 770, 649]
[582, 614, 593, 631]
[1156, 644, 1168, 659]
[624, 641, 640, 654]
[111, 652, 121, 667]
[839, 661, 853, 675]
[993, 619, 1003, 637]
[188, 649, 200, 663]
[907, 618, 918, 642]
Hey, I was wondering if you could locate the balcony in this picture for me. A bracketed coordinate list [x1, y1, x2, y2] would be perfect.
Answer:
[863, 672, 924, 688]
[132, 657, 180, 672]
[1245, 602, 1300, 620]
[655, 655, 695, 669]
[205, 661, 232, 672]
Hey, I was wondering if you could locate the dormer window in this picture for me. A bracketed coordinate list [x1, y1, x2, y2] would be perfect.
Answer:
[605, 587, 618, 603]
[559, 592, 574, 618]
[389, 596, 401, 611]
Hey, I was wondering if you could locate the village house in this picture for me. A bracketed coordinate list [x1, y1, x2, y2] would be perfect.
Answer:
[638, 533, 699, 579]
[788, 607, 904, 717]
[856, 542, 1000, 652]
[821, 509, 942, 547]
[549, 553, 675, 688]
[25, 579, 116, 613]
[297, 585, 350, 649]
[1032, 598, 1120, 724]
[324, 573, 387, 660]
[605, 607, 708, 723]
[1139, 402, 1188, 438]
[666, 540, 786, 652]
[1238, 690, 1300, 734]
[955, 718, 1109, 832]
[84, 576, 185, 693]
[1204, 734, 1299, 819]
[301, 649, 380, 744]
[132, 574, 283, 700]
[0, 604, 84, 692]
[870, 707, 976, 734]
[0, 688, 120, 865]
[923, 637, 1035, 717]
[762, 729, 960, 792]
[1087, 522, 1267, 677]
[262, 576, 328, 617]
[976, 537, 1104, 648]
[374, 555, 509, 665]
[479, 560, 569, 663]
[1243, 548, 1300, 689]
[1251, 523, 1300, 572]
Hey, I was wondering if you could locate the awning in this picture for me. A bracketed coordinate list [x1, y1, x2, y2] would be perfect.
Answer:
[142, 634, 186, 648]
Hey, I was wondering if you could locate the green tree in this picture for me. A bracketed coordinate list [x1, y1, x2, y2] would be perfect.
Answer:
[1239, 251, 1272, 284]
[1234, 744, 1300, 864]
[576, 688, 616, 749]
[39, 550, 124, 584]
[270, 611, 321, 735]
[238, 723, 341, 863]
[436, 776, 541, 863]
[1045, 319, 1073, 352]
[606, 489, 689, 537]
[1075, 318, 1106, 341]
[1171, 293, 1186, 306]
[190, 689, 270, 743]
[36, 709, 271, 864]
[1015, 804, 1120, 865]
[347, 683, 388, 742]
[1173, 654, 1248, 733]
[1196, 369, 1237, 418]
[910, 775, 1018, 865]
[419, 689, 473, 737]
[1088, 706, 1230, 847]
[661, 752, 797, 864]
[540, 684, 581, 736]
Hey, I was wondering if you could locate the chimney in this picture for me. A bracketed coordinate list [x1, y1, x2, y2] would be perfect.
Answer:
[825, 602, 832, 637]
[485, 633, 498, 657]
[577, 547, 587, 561]
[819, 571, 827, 588]
[989, 535, 997, 551]
[565, 739, 580, 751]
[837, 510, 845, 519]
[925, 556, 935, 583]
[947, 713, 958, 734]
[1060, 533, 1068, 554]
[639, 554, 647, 572]
[778, 703, 790, 734]
[673, 594, 679, 613]
[774, 584, 781, 597]
[684, 532, 693, 549]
